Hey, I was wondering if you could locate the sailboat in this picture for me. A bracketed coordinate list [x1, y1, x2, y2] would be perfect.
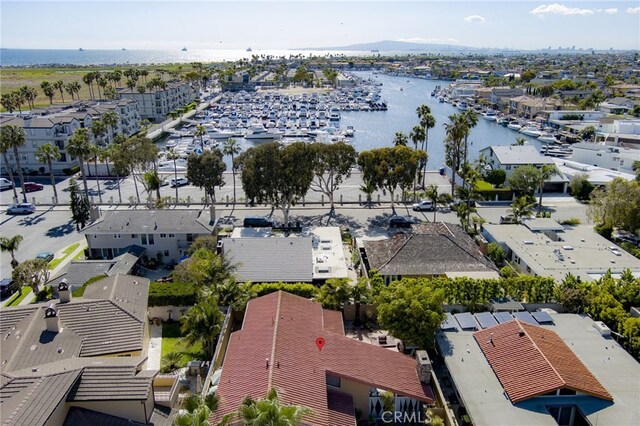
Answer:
[246, 47, 252, 52]
[181, 47, 187, 52]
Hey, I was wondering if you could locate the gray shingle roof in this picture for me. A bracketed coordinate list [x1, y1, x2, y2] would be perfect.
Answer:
[63, 407, 147, 426]
[66, 366, 152, 401]
[81, 209, 215, 234]
[0, 370, 81, 426]
[224, 237, 313, 282]
[363, 223, 497, 276]
[485, 145, 554, 165]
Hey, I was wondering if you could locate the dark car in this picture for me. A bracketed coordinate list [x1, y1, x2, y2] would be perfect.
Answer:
[0, 279, 16, 298]
[389, 215, 414, 228]
[22, 182, 44, 192]
[243, 216, 274, 228]
[36, 252, 55, 263]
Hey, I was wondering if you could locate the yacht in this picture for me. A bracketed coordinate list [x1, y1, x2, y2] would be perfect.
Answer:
[206, 127, 235, 140]
[507, 122, 523, 131]
[158, 159, 188, 172]
[537, 132, 557, 144]
[329, 111, 341, 121]
[457, 101, 468, 111]
[181, 47, 187, 51]
[482, 110, 497, 121]
[519, 126, 543, 137]
[246, 47, 252, 52]
[78, 48, 84, 52]
[244, 125, 282, 140]
[345, 126, 355, 137]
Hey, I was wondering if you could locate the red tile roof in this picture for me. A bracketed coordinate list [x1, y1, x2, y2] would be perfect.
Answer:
[474, 320, 612, 403]
[213, 291, 434, 425]
[323, 309, 345, 336]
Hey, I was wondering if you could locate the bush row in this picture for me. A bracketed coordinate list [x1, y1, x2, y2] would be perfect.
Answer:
[148, 281, 197, 307]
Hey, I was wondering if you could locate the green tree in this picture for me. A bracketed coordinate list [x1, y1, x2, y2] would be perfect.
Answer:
[1, 93, 16, 113]
[40, 81, 55, 104]
[579, 125, 596, 142]
[235, 141, 314, 224]
[487, 242, 506, 266]
[0, 234, 23, 269]
[35, 143, 61, 203]
[316, 278, 351, 310]
[113, 136, 158, 203]
[166, 147, 181, 201]
[309, 142, 356, 214]
[357, 146, 427, 213]
[513, 137, 526, 146]
[0, 126, 22, 202]
[424, 184, 440, 222]
[392, 131, 408, 147]
[222, 138, 241, 203]
[588, 178, 640, 234]
[142, 169, 163, 204]
[632, 160, 640, 182]
[508, 165, 542, 197]
[173, 247, 237, 289]
[376, 278, 446, 349]
[416, 105, 436, 187]
[180, 294, 224, 359]
[194, 125, 206, 152]
[234, 388, 312, 426]
[187, 149, 226, 203]
[52, 80, 65, 103]
[568, 173, 594, 201]
[66, 127, 92, 198]
[12, 258, 49, 294]
[509, 196, 535, 224]
[88, 145, 103, 204]
[444, 113, 466, 196]
[0, 124, 29, 202]
[69, 178, 90, 230]
[174, 393, 219, 426]
[485, 169, 506, 187]
[537, 164, 557, 215]
[359, 180, 376, 207]
[101, 110, 120, 140]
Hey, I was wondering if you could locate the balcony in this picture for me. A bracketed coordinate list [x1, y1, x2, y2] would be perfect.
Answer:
[153, 375, 180, 408]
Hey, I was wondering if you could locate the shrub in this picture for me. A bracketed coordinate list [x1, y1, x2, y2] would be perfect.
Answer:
[62, 165, 81, 176]
[487, 242, 506, 266]
[594, 223, 613, 240]
[559, 217, 581, 226]
[35, 286, 54, 302]
[569, 174, 594, 201]
[148, 281, 197, 307]
[499, 265, 518, 279]
[250, 282, 318, 299]
[484, 169, 507, 188]
[621, 242, 640, 259]
[72, 274, 108, 297]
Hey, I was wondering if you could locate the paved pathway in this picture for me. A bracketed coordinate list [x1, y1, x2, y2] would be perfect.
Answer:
[147, 323, 163, 370]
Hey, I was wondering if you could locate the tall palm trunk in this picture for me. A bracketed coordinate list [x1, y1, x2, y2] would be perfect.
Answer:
[12, 146, 28, 203]
[93, 157, 102, 203]
[231, 153, 237, 203]
[131, 166, 141, 203]
[173, 158, 178, 201]
[78, 157, 89, 199]
[154, 163, 161, 201]
[2, 152, 19, 202]
[422, 131, 429, 188]
[48, 158, 59, 203]
[538, 183, 544, 215]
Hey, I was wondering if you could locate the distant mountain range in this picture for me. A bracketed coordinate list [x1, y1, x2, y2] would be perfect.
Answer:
[300, 40, 479, 52]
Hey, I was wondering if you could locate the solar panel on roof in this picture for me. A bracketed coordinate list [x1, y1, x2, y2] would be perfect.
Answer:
[532, 311, 554, 324]
[440, 313, 458, 331]
[493, 312, 513, 324]
[513, 311, 537, 325]
[475, 312, 498, 329]
[454, 312, 479, 330]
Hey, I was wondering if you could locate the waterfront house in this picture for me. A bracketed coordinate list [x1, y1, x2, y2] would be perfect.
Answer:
[361, 223, 498, 284]
[489, 87, 524, 110]
[509, 95, 563, 118]
[116, 80, 197, 122]
[212, 291, 435, 425]
[80, 208, 216, 264]
[0, 275, 174, 425]
[571, 142, 640, 174]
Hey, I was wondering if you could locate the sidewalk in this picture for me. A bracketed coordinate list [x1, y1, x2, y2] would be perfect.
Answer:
[147, 323, 163, 370]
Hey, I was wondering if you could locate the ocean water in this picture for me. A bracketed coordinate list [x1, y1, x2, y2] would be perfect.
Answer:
[0, 49, 378, 67]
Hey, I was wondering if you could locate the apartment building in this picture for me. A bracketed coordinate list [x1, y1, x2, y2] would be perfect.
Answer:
[116, 80, 197, 122]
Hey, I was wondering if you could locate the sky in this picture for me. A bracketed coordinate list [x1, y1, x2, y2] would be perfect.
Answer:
[1, 0, 639, 51]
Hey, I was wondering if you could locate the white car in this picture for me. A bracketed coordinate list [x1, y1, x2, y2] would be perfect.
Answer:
[412, 200, 434, 211]
[0, 178, 14, 191]
[7, 203, 36, 215]
[170, 177, 189, 187]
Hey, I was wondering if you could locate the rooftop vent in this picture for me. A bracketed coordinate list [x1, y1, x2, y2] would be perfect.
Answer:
[562, 246, 574, 250]
[523, 240, 534, 245]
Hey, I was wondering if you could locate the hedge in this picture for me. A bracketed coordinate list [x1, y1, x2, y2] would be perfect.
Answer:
[62, 165, 81, 176]
[149, 281, 197, 307]
[250, 282, 318, 299]
[476, 188, 513, 201]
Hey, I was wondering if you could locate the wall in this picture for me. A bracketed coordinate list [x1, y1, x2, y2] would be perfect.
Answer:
[333, 377, 372, 416]
[343, 304, 377, 322]
[68, 393, 153, 424]
[44, 400, 71, 426]
[86, 232, 204, 263]
[148, 305, 191, 321]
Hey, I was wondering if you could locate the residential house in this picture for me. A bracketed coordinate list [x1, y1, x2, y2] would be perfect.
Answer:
[489, 87, 524, 110]
[116, 81, 197, 122]
[212, 291, 435, 425]
[0, 275, 174, 425]
[483, 220, 640, 282]
[80, 209, 216, 264]
[48, 251, 141, 291]
[361, 223, 498, 284]
[437, 313, 638, 426]
[551, 157, 637, 186]
[570, 142, 640, 174]
[509, 95, 563, 118]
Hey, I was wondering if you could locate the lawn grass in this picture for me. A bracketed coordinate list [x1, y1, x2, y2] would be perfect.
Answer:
[72, 250, 85, 261]
[6, 287, 33, 307]
[161, 322, 206, 368]
[474, 179, 494, 191]
[48, 242, 80, 270]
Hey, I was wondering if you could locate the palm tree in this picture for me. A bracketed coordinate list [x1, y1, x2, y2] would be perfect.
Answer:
[53, 80, 65, 103]
[97, 77, 108, 99]
[392, 131, 408, 146]
[460, 110, 478, 190]
[108, 144, 124, 203]
[180, 294, 224, 359]
[195, 125, 206, 152]
[424, 184, 440, 222]
[89, 145, 103, 204]
[35, 144, 61, 203]
[409, 125, 426, 196]
[235, 388, 312, 426]
[66, 128, 92, 198]
[174, 393, 219, 426]
[537, 164, 557, 215]
[416, 104, 436, 187]
[360, 181, 376, 208]
[40, 81, 55, 104]
[222, 138, 241, 203]
[82, 73, 95, 99]
[0, 235, 23, 269]
[65, 82, 75, 101]
[0, 125, 28, 202]
[91, 118, 107, 146]
[142, 169, 162, 203]
[514, 137, 526, 146]
[510, 196, 534, 224]
[0, 133, 20, 202]
[444, 114, 466, 196]
[101, 111, 120, 141]
[25, 87, 38, 109]
[166, 148, 181, 201]
[11, 91, 25, 114]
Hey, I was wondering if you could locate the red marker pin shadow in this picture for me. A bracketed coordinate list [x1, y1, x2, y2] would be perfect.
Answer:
[315, 337, 326, 351]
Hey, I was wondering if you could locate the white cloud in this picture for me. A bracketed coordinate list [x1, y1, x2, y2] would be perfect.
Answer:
[464, 15, 486, 23]
[530, 4, 595, 16]
[627, 7, 640, 14]
[604, 8, 618, 14]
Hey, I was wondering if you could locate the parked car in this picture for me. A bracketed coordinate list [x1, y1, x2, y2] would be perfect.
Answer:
[7, 203, 36, 215]
[170, 177, 189, 187]
[389, 215, 415, 228]
[36, 252, 55, 262]
[0, 178, 14, 191]
[22, 182, 44, 192]
[0, 279, 16, 298]
[243, 216, 274, 228]
[451, 199, 477, 209]
[500, 214, 517, 224]
[412, 200, 434, 211]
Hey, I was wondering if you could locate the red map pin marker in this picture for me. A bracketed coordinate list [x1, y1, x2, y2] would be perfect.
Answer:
[315, 337, 325, 351]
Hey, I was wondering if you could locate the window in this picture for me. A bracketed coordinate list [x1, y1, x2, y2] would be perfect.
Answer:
[141, 234, 147, 245]
[131, 234, 138, 238]
[113, 234, 122, 239]
[506, 165, 512, 171]
[148, 234, 155, 245]
[326, 374, 341, 388]
[186, 234, 194, 242]
[160, 233, 167, 238]
[164, 250, 169, 257]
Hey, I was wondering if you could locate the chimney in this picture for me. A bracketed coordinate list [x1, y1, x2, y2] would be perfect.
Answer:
[44, 305, 61, 333]
[415, 350, 432, 384]
[58, 279, 71, 303]
[89, 205, 100, 223]
[216, 239, 224, 256]
[209, 206, 216, 226]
